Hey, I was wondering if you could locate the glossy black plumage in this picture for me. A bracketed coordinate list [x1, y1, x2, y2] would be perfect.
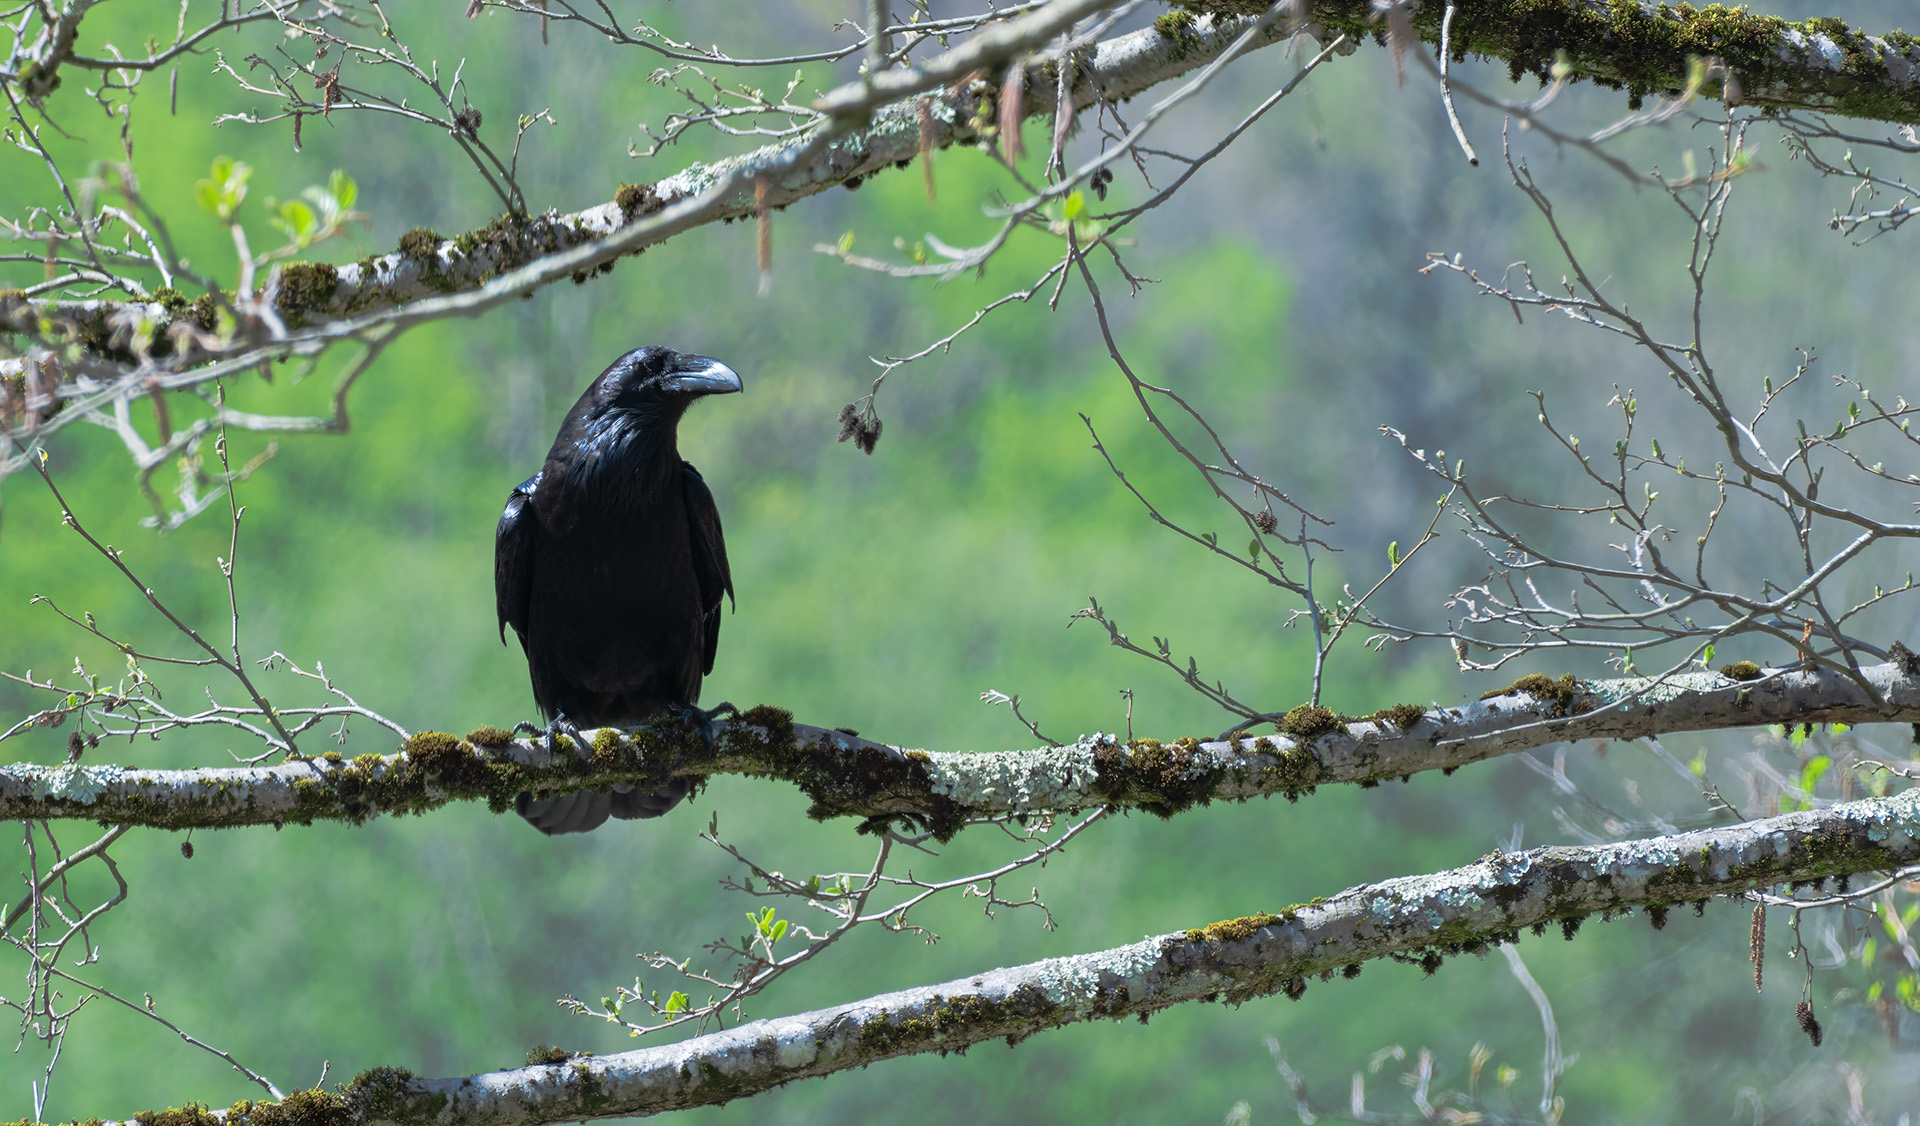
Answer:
[495, 345, 739, 834]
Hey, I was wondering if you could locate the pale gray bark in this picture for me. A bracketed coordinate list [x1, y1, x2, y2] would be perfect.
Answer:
[6, 660, 1913, 828]
[21, 8, 1285, 351]
[272, 785, 1920, 1122]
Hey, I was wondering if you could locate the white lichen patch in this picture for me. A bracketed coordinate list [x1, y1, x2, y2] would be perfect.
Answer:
[1434, 887, 1487, 913]
[921, 738, 1100, 808]
[1585, 669, 1750, 708]
[1030, 937, 1164, 1006]
[9, 762, 124, 802]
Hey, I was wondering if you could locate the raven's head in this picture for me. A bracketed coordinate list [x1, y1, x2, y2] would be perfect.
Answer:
[596, 346, 743, 419]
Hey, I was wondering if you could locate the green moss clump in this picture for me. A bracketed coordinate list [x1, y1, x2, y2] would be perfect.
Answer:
[402, 731, 462, 759]
[1371, 703, 1426, 729]
[186, 293, 221, 330]
[1154, 8, 1199, 45]
[1481, 673, 1588, 716]
[590, 727, 623, 767]
[134, 1105, 223, 1126]
[856, 986, 1059, 1056]
[396, 228, 440, 260]
[615, 182, 661, 218]
[713, 704, 966, 839]
[1183, 912, 1285, 943]
[1191, 0, 1916, 123]
[275, 262, 339, 316]
[466, 725, 516, 747]
[1259, 734, 1323, 803]
[240, 1089, 352, 1126]
[451, 212, 541, 262]
[527, 1044, 573, 1065]
[151, 286, 189, 312]
[340, 1067, 415, 1121]
[737, 704, 796, 746]
[1091, 736, 1221, 817]
[1719, 660, 1764, 681]
[1276, 704, 1345, 739]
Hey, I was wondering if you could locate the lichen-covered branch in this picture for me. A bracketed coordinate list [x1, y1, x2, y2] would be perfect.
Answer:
[20, 3, 1919, 380]
[1282, 0, 1920, 121]
[6, 660, 1917, 831]
[3, 6, 1275, 382]
[100, 783, 1920, 1123]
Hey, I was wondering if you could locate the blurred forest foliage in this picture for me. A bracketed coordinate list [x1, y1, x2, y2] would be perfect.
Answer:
[4, 0, 1920, 1121]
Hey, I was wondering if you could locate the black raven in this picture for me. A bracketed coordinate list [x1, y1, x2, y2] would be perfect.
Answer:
[495, 345, 740, 834]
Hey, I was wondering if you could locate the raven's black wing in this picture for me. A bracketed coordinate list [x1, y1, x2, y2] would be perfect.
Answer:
[682, 462, 733, 676]
[495, 471, 542, 647]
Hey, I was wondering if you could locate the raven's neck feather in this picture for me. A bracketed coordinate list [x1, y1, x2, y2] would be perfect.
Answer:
[539, 409, 685, 531]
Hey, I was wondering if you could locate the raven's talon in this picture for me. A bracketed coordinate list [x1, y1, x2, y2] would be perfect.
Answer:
[511, 720, 544, 738]
[678, 702, 735, 748]
[547, 713, 591, 759]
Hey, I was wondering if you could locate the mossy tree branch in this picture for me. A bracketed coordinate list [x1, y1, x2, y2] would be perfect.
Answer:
[4, 6, 1267, 381]
[1281, 0, 1918, 120]
[87, 783, 1920, 1124]
[5, 660, 1916, 832]
[12, 3, 1919, 379]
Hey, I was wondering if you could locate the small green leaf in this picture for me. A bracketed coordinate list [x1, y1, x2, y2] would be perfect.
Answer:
[664, 990, 689, 1014]
[194, 156, 252, 221]
[274, 199, 318, 244]
[836, 230, 855, 256]
[1387, 540, 1401, 567]
[328, 169, 357, 210]
[1650, 438, 1662, 459]
[1062, 190, 1085, 222]
[1248, 538, 1260, 560]
[1702, 643, 1715, 665]
[1800, 754, 1831, 796]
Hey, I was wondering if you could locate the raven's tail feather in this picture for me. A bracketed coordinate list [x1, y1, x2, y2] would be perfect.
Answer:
[514, 781, 688, 835]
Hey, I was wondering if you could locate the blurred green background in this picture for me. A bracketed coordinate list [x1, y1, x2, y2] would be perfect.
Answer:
[5, 1, 1920, 1121]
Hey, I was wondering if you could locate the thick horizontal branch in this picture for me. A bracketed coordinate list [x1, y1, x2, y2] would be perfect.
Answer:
[6, 6, 1274, 375]
[22, 2, 1916, 379]
[5, 661, 1916, 830]
[1286, 0, 1920, 121]
[102, 784, 1920, 1123]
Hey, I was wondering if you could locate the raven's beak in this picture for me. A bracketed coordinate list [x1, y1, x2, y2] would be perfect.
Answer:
[667, 355, 743, 397]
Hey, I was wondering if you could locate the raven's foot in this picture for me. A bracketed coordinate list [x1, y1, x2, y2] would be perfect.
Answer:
[508, 716, 586, 754]
[680, 701, 738, 748]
